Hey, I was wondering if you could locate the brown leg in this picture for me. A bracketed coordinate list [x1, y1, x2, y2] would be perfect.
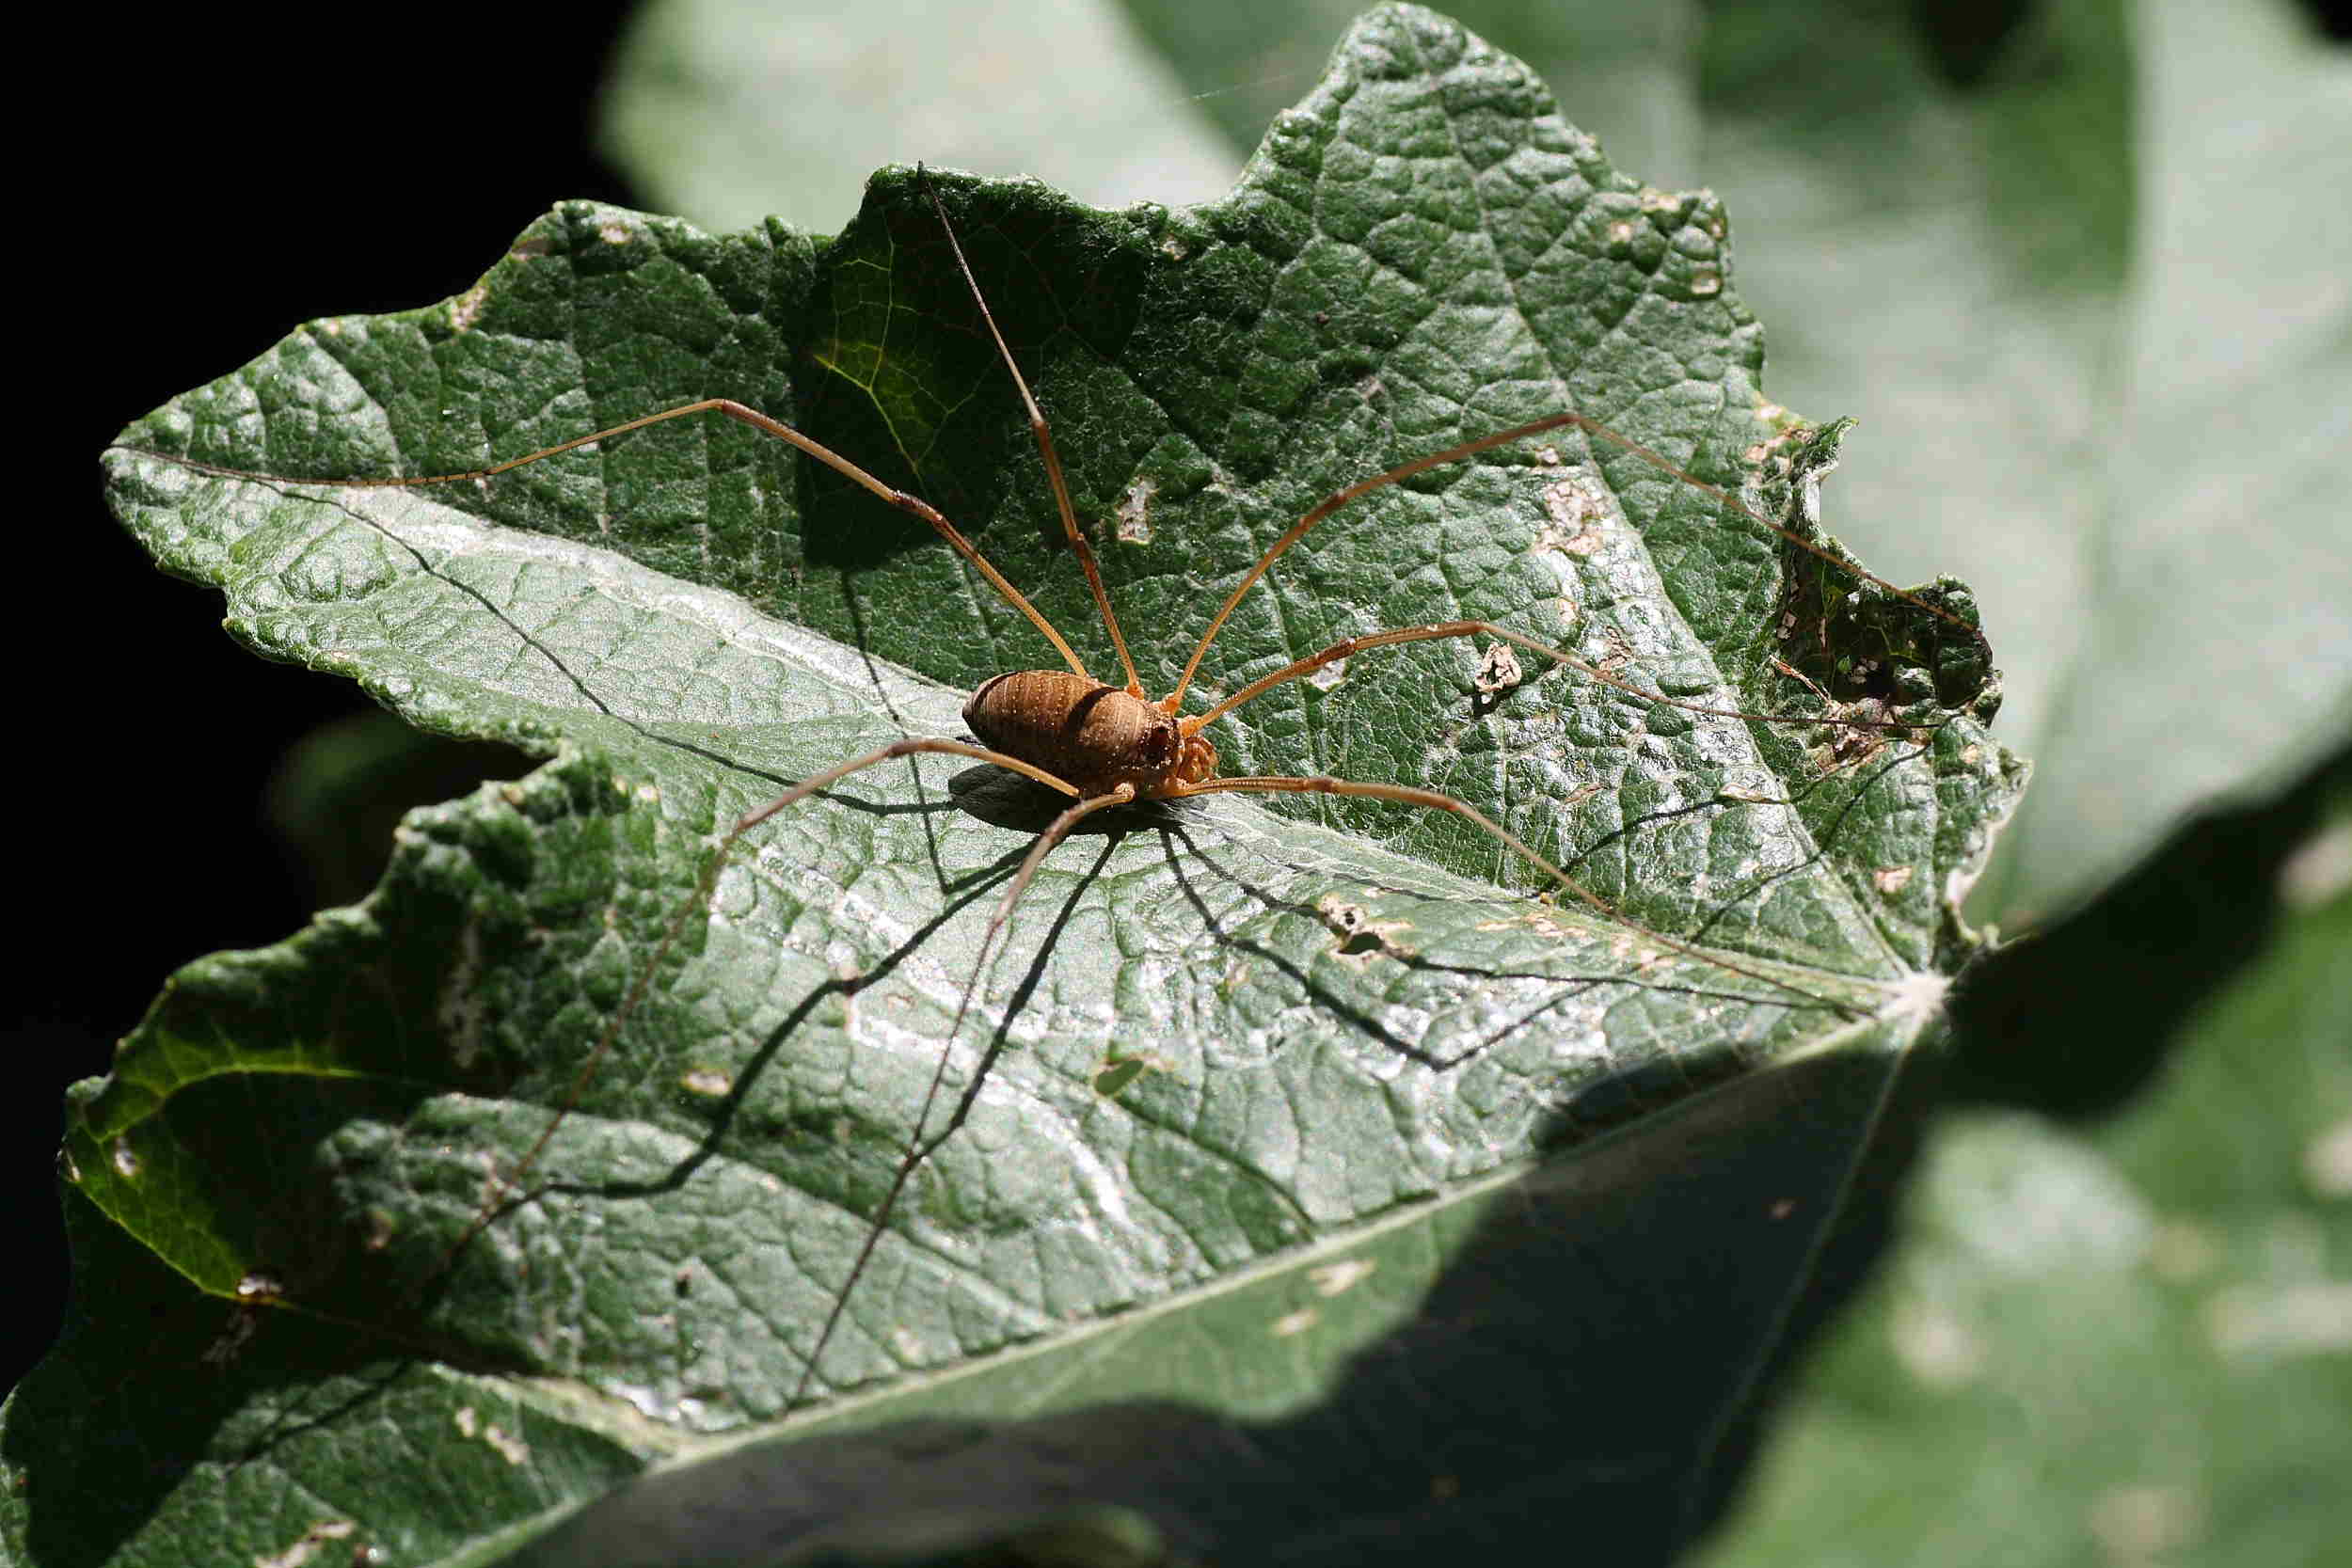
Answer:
[791, 780, 1139, 1405]
[1163, 408, 1988, 712]
[919, 169, 1144, 698]
[150, 396, 1103, 685]
[1178, 771, 1855, 1015]
[1179, 618, 1931, 737]
[944, 784, 1141, 1045]
[431, 736, 1085, 1284]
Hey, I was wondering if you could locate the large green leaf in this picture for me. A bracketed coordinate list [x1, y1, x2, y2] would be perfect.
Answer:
[24, 8, 2022, 1563]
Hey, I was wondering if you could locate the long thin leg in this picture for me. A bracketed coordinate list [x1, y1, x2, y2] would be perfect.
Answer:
[1180, 618, 1933, 739]
[144, 398, 1101, 686]
[943, 784, 1139, 1046]
[1177, 772, 1859, 1016]
[919, 168, 1145, 698]
[1164, 408, 1989, 712]
[790, 781, 1137, 1406]
[429, 736, 1084, 1282]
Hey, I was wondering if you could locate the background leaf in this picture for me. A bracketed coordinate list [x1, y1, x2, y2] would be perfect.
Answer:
[602, 0, 1238, 228]
[1698, 788, 2352, 1568]
[20, 7, 2027, 1564]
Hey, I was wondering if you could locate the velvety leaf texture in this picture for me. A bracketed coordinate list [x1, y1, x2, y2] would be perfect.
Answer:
[25, 8, 2023, 1565]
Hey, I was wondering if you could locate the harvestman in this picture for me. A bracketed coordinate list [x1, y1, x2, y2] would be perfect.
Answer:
[136, 171, 1990, 1406]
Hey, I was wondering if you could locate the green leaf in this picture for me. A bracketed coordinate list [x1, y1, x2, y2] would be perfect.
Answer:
[1696, 823, 2352, 1568]
[28, 7, 2022, 1563]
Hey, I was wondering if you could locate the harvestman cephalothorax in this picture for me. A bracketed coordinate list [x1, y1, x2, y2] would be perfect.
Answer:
[115, 167, 1998, 1411]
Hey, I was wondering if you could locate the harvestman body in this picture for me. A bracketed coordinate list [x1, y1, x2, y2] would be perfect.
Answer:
[135, 169, 1992, 1408]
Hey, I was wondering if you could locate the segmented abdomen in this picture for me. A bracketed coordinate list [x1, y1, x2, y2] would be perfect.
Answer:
[961, 671, 1178, 797]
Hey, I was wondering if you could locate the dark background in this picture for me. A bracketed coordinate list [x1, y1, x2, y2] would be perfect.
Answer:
[19, 6, 635, 1393]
